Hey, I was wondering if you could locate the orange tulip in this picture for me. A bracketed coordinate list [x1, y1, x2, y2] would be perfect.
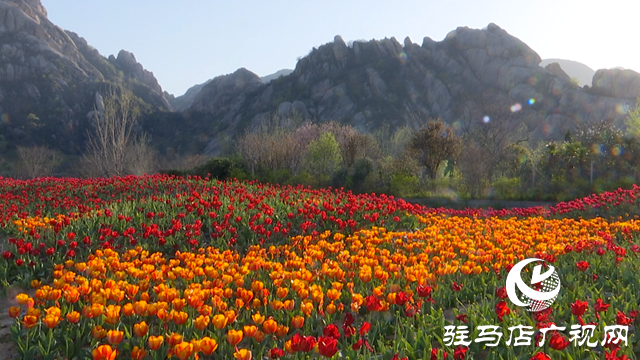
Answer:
[283, 300, 295, 311]
[167, 332, 183, 346]
[234, 348, 252, 360]
[106, 330, 124, 345]
[262, 318, 278, 334]
[8, 306, 21, 318]
[173, 342, 194, 360]
[243, 325, 258, 337]
[251, 312, 265, 325]
[104, 305, 121, 325]
[327, 289, 341, 301]
[65, 310, 80, 324]
[157, 308, 170, 321]
[212, 313, 228, 329]
[199, 337, 218, 355]
[276, 324, 289, 337]
[326, 302, 337, 315]
[26, 307, 40, 318]
[123, 303, 134, 316]
[64, 288, 80, 303]
[92, 344, 117, 360]
[133, 321, 148, 337]
[276, 287, 289, 299]
[15, 293, 30, 305]
[133, 301, 148, 316]
[254, 330, 266, 343]
[194, 315, 210, 330]
[131, 346, 147, 360]
[173, 311, 189, 326]
[227, 329, 243, 346]
[225, 309, 237, 323]
[172, 298, 186, 311]
[148, 335, 164, 350]
[43, 314, 60, 328]
[92, 325, 107, 339]
[21, 315, 38, 329]
[291, 315, 304, 329]
[301, 301, 314, 316]
[90, 303, 104, 318]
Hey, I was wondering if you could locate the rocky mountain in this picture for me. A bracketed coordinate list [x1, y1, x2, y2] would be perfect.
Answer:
[261, 69, 293, 83]
[539, 58, 595, 87]
[168, 69, 295, 112]
[186, 24, 640, 155]
[3, 1, 640, 160]
[0, 0, 171, 153]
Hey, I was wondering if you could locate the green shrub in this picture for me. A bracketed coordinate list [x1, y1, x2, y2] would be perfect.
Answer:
[390, 173, 420, 198]
[492, 177, 521, 200]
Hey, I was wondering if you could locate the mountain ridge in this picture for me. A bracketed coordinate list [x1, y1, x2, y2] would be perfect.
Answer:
[0, 0, 171, 154]
[183, 25, 640, 155]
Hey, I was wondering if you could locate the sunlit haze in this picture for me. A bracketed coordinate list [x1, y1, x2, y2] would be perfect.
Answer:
[43, 0, 640, 96]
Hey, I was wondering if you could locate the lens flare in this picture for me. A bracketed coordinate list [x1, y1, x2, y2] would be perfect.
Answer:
[591, 144, 604, 155]
[615, 103, 628, 115]
[527, 98, 536, 105]
[1, 114, 9, 124]
[611, 146, 622, 156]
[482, 116, 490, 123]
[398, 52, 408, 63]
[510, 103, 522, 112]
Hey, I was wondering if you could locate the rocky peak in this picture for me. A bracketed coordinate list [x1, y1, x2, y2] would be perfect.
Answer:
[0, 0, 172, 153]
[592, 68, 640, 99]
[113, 49, 169, 108]
[7, 0, 46, 17]
[190, 68, 263, 113]
[545, 62, 571, 82]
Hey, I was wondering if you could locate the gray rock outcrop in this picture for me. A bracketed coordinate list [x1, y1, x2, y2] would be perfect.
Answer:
[0, 0, 171, 153]
[189, 24, 640, 155]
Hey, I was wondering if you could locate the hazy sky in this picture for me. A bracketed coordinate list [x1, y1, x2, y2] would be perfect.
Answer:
[43, 0, 640, 96]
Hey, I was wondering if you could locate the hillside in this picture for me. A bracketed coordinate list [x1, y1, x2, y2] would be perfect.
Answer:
[185, 25, 640, 155]
[0, 0, 171, 154]
[3, 0, 640, 161]
[540, 58, 595, 87]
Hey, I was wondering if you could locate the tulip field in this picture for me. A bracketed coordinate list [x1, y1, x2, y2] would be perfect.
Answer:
[1, 175, 640, 360]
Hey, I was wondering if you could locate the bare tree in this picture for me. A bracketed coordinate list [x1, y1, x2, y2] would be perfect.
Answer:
[458, 141, 491, 198]
[461, 91, 530, 181]
[85, 88, 143, 177]
[124, 134, 156, 175]
[15, 145, 61, 179]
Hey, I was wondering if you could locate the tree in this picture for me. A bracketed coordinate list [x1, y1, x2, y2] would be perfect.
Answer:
[15, 145, 61, 179]
[460, 90, 530, 181]
[625, 97, 640, 138]
[306, 132, 342, 178]
[408, 120, 462, 180]
[85, 88, 145, 177]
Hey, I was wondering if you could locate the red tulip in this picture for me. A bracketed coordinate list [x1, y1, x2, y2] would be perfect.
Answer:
[616, 310, 633, 325]
[530, 353, 551, 360]
[495, 301, 511, 322]
[576, 261, 590, 271]
[571, 300, 588, 316]
[453, 346, 468, 360]
[495, 287, 508, 299]
[317, 336, 338, 358]
[548, 333, 570, 350]
[323, 324, 340, 340]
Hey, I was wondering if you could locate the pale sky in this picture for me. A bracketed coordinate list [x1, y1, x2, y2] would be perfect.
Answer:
[43, 0, 640, 96]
